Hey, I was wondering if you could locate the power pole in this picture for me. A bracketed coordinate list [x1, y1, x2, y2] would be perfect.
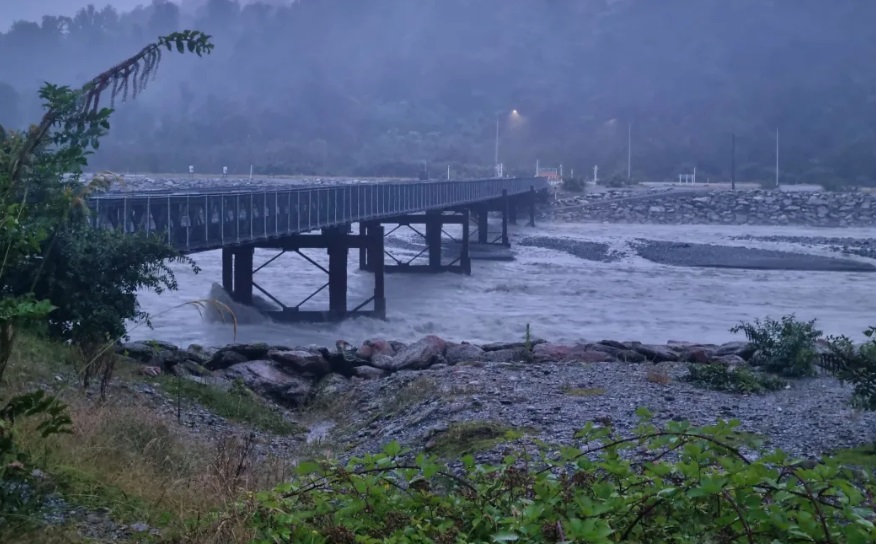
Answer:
[627, 122, 632, 181]
[775, 128, 780, 187]
[731, 133, 736, 191]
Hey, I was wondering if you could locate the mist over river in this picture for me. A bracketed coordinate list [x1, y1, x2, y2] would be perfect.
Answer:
[130, 222, 876, 348]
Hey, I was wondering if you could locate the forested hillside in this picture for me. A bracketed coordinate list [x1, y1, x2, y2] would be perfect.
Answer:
[1, 0, 874, 183]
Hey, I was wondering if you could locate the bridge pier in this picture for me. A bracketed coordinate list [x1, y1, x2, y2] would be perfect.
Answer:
[363, 212, 471, 275]
[476, 204, 489, 244]
[224, 225, 386, 322]
[528, 185, 537, 227]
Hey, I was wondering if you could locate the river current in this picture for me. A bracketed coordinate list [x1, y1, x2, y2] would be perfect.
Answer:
[129, 222, 875, 348]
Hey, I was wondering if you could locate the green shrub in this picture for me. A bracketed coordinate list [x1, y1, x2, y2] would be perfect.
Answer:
[731, 315, 821, 377]
[822, 326, 876, 410]
[683, 363, 787, 394]
[247, 411, 876, 543]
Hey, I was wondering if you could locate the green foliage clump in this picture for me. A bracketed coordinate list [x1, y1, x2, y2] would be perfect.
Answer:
[731, 315, 821, 378]
[426, 421, 526, 458]
[0, 390, 72, 526]
[247, 412, 876, 543]
[683, 363, 787, 394]
[0, 30, 212, 385]
[822, 327, 876, 410]
[157, 376, 301, 435]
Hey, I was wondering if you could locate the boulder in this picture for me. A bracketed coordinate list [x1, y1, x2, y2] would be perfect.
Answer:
[679, 346, 714, 364]
[312, 373, 353, 404]
[224, 360, 312, 407]
[716, 341, 756, 360]
[630, 344, 678, 363]
[713, 354, 747, 366]
[384, 335, 447, 371]
[445, 343, 487, 365]
[370, 354, 396, 371]
[481, 338, 546, 352]
[483, 348, 529, 362]
[532, 343, 615, 363]
[588, 343, 647, 363]
[269, 349, 332, 378]
[356, 338, 396, 360]
[353, 366, 387, 380]
[170, 360, 212, 377]
[205, 348, 250, 370]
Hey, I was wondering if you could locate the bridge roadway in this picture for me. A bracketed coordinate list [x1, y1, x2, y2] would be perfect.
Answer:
[87, 177, 550, 322]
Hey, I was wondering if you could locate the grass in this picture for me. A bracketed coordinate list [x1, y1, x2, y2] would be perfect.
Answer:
[1, 335, 297, 543]
[829, 444, 876, 468]
[646, 366, 672, 385]
[155, 375, 302, 435]
[427, 421, 531, 458]
[563, 386, 606, 397]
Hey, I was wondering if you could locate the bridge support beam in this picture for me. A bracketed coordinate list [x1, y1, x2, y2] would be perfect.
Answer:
[366, 212, 470, 274]
[501, 189, 510, 247]
[476, 204, 489, 244]
[229, 246, 254, 305]
[235, 225, 386, 322]
[222, 248, 233, 292]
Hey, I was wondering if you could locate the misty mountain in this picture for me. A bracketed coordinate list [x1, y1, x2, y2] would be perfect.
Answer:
[0, 0, 874, 184]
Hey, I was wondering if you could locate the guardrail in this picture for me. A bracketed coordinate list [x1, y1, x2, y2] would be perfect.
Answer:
[87, 177, 547, 252]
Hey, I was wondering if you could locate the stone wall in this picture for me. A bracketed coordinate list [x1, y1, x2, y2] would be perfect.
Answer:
[546, 189, 875, 227]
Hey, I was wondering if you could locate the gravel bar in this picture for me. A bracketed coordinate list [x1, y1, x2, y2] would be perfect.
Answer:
[635, 240, 876, 272]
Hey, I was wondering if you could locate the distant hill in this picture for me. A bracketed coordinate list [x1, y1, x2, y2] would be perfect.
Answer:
[1, 0, 874, 185]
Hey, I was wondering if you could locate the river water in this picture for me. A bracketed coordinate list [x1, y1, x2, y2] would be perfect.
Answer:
[130, 222, 875, 348]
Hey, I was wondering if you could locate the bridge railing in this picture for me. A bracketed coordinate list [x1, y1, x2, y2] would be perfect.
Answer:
[86, 177, 547, 252]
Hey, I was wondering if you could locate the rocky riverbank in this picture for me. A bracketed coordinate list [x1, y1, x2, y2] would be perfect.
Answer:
[546, 189, 876, 227]
[118, 334, 876, 462]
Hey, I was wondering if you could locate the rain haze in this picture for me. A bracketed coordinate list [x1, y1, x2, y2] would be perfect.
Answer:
[2, 2, 876, 539]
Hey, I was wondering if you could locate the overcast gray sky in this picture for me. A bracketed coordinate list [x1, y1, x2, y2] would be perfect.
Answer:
[2, 1, 147, 30]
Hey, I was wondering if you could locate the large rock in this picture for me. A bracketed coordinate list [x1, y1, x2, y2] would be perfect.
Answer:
[353, 365, 387, 380]
[269, 349, 332, 378]
[311, 373, 353, 405]
[629, 343, 679, 363]
[483, 348, 529, 362]
[532, 343, 615, 363]
[224, 360, 312, 407]
[380, 335, 447, 371]
[356, 338, 396, 360]
[206, 348, 250, 370]
[588, 343, 647, 363]
[481, 338, 546, 352]
[445, 343, 487, 365]
[679, 346, 714, 364]
[716, 341, 756, 360]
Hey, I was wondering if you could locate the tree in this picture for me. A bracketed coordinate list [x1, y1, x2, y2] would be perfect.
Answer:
[0, 30, 214, 383]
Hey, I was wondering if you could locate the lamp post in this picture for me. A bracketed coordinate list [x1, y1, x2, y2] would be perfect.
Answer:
[494, 109, 518, 177]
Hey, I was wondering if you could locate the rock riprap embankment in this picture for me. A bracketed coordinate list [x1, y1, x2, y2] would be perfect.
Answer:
[118, 334, 876, 461]
[546, 189, 875, 227]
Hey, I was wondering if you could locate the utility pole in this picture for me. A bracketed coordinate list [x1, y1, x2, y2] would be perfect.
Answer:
[775, 128, 780, 187]
[731, 133, 736, 191]
[627, 122, 632, 181]
[494, 115, 500, 170]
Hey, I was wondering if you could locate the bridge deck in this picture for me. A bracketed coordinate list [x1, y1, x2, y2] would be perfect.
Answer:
[87, 178, 547, 253]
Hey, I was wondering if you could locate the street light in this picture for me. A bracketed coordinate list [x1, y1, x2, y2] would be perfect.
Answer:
[494, 109, 519, 177]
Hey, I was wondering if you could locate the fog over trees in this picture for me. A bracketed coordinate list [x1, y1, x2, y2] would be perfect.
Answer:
[1, 0, 874, 184]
